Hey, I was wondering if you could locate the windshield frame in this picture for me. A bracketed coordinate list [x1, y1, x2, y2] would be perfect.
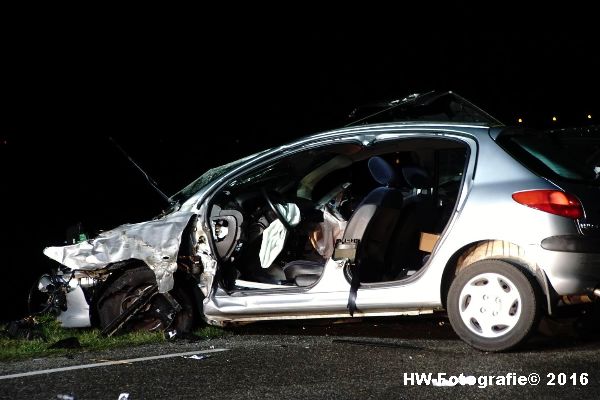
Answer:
[169, 149, 271, 204]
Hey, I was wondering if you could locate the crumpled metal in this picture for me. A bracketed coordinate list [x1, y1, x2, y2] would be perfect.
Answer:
[43, 211, 195, 293]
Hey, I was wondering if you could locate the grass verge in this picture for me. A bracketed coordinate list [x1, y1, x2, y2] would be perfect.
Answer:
[0, 315, 225, 361]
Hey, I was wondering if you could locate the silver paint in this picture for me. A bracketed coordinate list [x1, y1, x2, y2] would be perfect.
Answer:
[42, 122, 599, 329]
[44, 211, 195, 293]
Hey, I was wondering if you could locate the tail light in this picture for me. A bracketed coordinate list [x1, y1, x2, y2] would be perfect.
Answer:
[512, 190, 584, 219]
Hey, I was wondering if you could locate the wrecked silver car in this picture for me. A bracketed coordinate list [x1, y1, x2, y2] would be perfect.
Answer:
[39, 92, 600, 351]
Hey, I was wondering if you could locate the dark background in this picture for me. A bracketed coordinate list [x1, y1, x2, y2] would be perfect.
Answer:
[1, 18, 598, 320]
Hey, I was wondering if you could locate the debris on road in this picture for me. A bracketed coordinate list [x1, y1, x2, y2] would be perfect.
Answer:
[3, 316, 44, 340]
[165, 329, 204, 342]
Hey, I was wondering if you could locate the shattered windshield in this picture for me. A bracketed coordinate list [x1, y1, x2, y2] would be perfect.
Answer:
[170, 150, 270, 204]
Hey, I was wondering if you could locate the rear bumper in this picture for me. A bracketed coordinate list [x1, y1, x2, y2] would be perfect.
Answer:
[538, 239, 600, 295]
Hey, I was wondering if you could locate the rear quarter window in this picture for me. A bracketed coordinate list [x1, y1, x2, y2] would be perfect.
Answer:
[496, 129, 600, 186]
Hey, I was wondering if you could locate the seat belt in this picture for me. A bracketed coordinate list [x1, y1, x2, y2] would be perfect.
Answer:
[346, 259, 361, 316]
[333, 239, 361, 316]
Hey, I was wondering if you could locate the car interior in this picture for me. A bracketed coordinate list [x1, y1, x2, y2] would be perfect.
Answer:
[207, 138, 470, 292]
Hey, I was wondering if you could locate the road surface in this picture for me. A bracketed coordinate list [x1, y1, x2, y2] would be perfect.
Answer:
[1, 315, 599, 399]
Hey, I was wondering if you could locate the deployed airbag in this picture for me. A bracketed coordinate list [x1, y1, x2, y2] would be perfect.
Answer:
[259, 203, 300, 268]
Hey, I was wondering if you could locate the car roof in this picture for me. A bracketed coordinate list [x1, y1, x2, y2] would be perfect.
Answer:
[290, 121, 494, 146]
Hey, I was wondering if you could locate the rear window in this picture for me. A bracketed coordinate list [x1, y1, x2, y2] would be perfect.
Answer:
[496, 128, 600, 186]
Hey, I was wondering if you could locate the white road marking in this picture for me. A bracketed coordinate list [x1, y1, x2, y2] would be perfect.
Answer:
[0, 348, 229, 380]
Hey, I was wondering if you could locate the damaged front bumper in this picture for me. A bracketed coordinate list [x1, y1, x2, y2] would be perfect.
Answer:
[40, 209, 217, 329]
[34, 270, 96, 328]
[43, 211, 196, 293]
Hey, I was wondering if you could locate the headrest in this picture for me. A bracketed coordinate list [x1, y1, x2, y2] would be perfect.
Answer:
[368, 156, 397, 186]
[402, 166, 431, 189]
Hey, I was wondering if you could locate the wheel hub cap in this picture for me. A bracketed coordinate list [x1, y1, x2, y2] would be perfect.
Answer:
[458, 272, 522, 338]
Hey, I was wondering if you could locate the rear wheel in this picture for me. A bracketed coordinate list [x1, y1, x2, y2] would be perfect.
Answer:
[447, 259, 540, 352]
[96, 266, 195, 334]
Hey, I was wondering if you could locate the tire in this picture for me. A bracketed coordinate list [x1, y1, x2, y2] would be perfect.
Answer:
[447, 259, 540, 352]
[96, 266, 195, 334]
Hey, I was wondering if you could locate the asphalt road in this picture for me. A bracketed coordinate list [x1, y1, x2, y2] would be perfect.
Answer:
[2, 315, 600, 399]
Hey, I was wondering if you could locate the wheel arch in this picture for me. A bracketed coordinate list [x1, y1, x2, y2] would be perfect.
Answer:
[440, 240, 554, 314]
[90, 259, 203, 328]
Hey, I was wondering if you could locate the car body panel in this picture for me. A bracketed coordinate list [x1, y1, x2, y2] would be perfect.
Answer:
[42, 121, 600, 331]
[199, 124, 599, 323]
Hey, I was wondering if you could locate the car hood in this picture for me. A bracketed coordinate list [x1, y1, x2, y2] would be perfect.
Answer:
[43, 211, 196, 293]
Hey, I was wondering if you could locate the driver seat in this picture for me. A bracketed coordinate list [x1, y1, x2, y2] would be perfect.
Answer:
[341, 156, 404, 282]
[283, 156, 404, 285]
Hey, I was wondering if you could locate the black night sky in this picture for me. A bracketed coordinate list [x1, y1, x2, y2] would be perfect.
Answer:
[1, 16, 598, 319]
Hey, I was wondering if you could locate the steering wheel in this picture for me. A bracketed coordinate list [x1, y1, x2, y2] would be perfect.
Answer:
[261, 188, 293, 230]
